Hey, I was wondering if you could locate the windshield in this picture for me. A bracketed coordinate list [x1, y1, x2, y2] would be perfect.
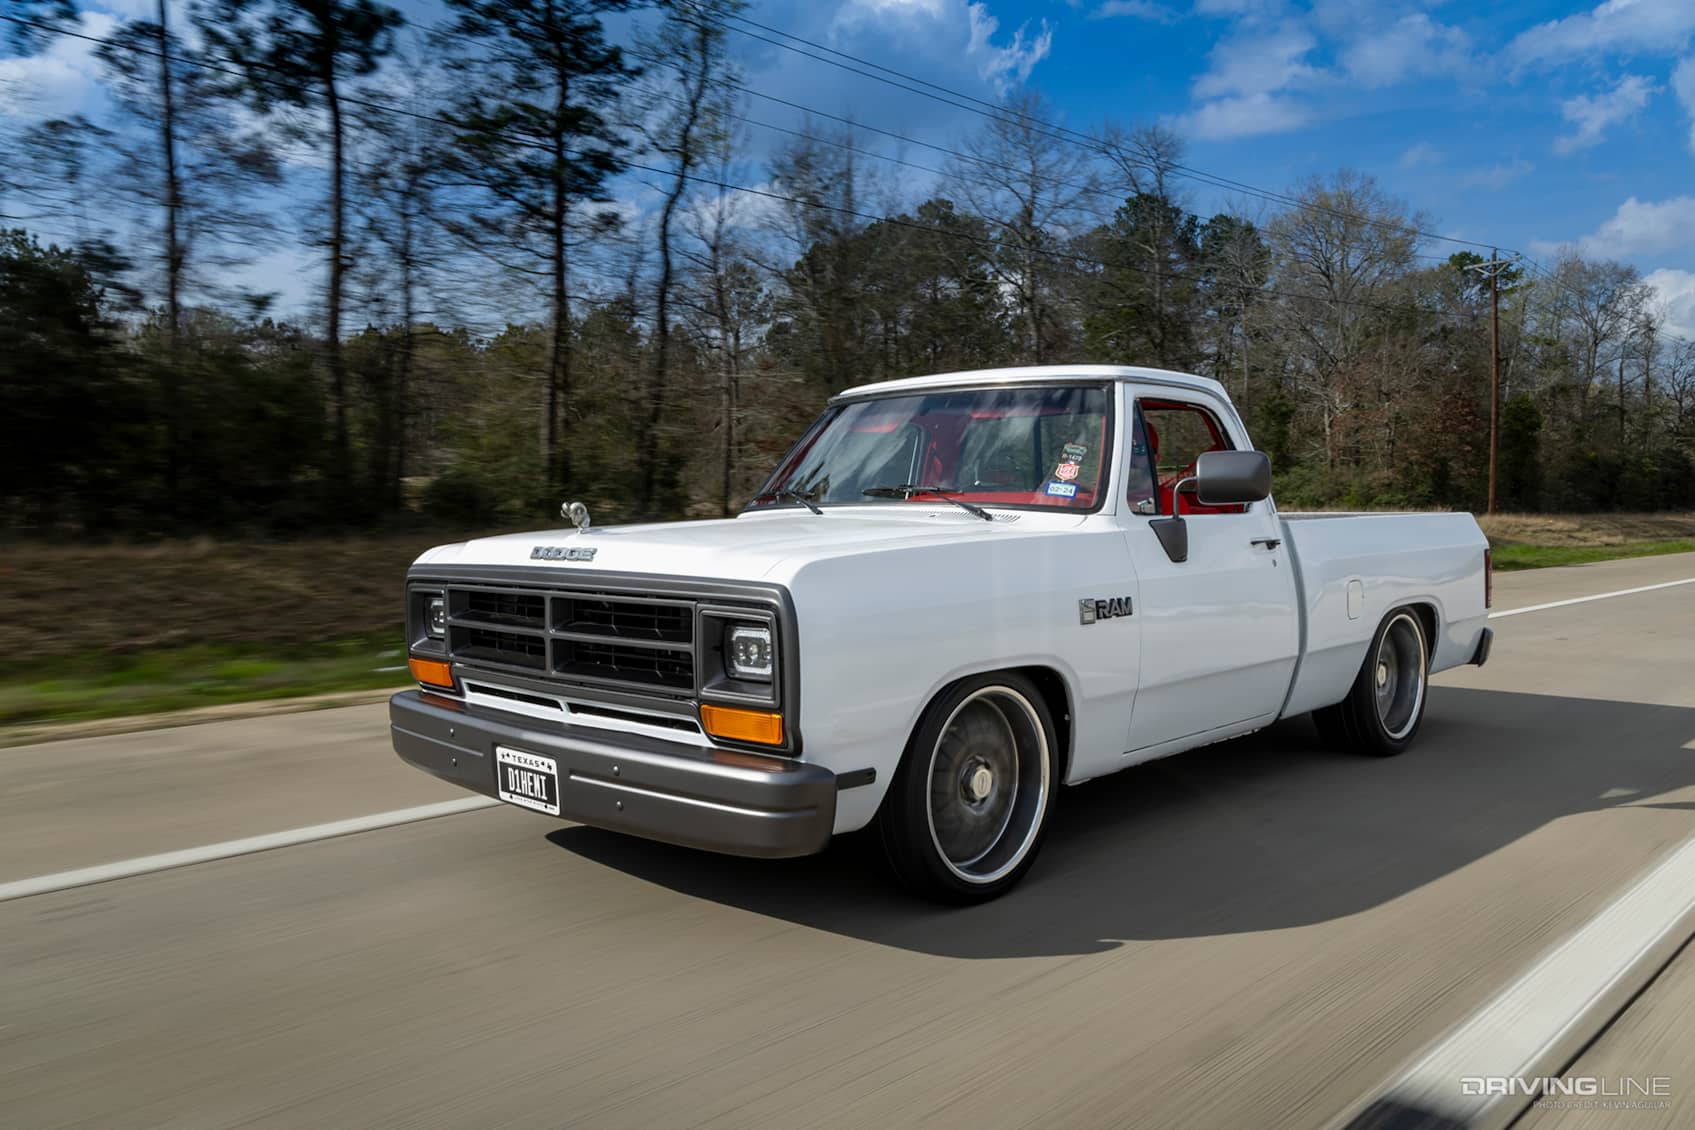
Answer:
[751, 384, 1113, 513]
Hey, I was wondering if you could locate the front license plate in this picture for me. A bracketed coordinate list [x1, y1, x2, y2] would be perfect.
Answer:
[495, 747, 560, 816]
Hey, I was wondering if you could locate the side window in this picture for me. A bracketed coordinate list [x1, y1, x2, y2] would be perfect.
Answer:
[1125, 405, 1158, 514]
[1135, 398, 1247, 516]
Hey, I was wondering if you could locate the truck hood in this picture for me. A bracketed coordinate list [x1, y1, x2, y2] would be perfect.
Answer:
[413, 507, 1087, 584]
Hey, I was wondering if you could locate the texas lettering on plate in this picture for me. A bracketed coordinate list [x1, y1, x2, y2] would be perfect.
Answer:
[496, 747, 561, 815]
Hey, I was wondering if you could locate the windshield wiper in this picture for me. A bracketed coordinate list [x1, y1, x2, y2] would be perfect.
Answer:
[861, 484, 994, 522]
[773, 487, 823, 515]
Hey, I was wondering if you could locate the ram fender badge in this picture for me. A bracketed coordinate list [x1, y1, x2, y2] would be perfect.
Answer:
[531, 546, 597, 561]
[1079, 596, 1132, 624]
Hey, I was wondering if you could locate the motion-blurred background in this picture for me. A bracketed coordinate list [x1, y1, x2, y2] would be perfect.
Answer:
[3, 0, 1693, 731]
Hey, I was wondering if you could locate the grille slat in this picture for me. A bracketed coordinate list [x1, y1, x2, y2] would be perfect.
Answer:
[555, 596, 692, 643]
[444, 583, 696, 694]
[455, 590, 546, 629]
[552, 639, 694, 691]
[452, 626, 547, 671]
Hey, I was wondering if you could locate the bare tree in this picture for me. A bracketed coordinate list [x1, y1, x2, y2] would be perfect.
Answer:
[949, 91, 1101, 363]
[1267, 170, 1425, 467]
[631, 0, 743, 517]
[1544, 252, 1651, 439]
[197, 0, 406, 502]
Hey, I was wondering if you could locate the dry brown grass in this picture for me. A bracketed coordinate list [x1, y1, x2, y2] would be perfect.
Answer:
[5, 514, 1693, 663]
[1476, 512, 1695, 547]
[0, 534, 464, 661]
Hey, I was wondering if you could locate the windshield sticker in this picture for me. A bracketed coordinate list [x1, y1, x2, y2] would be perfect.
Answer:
[1054, 462, 1080, 482]
[1063, 443, 1087, 461]
[1044, 481, 1078, 498]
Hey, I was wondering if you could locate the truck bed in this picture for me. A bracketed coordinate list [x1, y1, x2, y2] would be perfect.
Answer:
[1277, 511, 1491, 719]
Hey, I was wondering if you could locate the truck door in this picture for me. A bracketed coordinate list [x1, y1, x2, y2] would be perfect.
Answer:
[1121, 394, 1300, 755]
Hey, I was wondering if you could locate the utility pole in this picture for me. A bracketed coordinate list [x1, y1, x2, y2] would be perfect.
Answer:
[1489, 248, 1500, 515]
[1464, 251, 1519, 515]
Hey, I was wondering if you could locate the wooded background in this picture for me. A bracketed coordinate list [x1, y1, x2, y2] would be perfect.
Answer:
[4, 0, 1694, 539]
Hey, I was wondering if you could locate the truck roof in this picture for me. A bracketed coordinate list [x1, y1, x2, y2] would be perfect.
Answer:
[834, 364, 1230, 402]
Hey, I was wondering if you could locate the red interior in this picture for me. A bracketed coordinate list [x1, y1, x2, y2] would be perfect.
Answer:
[903, 405, 1107, 508]
[1141, 399, 1244, 516]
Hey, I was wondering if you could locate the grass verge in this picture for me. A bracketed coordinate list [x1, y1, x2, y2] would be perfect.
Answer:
[5, 517, 1693, 733]
[0, 632, 410, 728]
[1489, 538, 1695, 571]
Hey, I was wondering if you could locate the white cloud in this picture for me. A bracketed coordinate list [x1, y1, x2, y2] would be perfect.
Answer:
[89, 0, 171, 17]
[1193, 0, 1277, 15]
[964, 2, 1052, 91]
[1180, 21, 1323, 140]
[842, 0, 949, 17]
[1644, 268, 1695, 339]
[0, 10, 118, 121]
[1508, 0, 1695, 66]
[833, 0, 1051, 93]
[1674, 55, 1695, 152]
[1340, 13, 1470, 89]
[1398, 142, 1443, 168]
[1548, 195, 1695, 258]
[1554, 74, 1658, 153]
[1089, 0, 1175, 21]
[1460, 158, 1533, 190]
[1176, 92, 1310, 140]
[1193, 25, 1320, 99]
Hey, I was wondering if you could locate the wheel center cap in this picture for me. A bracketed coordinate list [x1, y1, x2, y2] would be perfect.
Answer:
[966, 764, 994, 802]
[1377, 663, 1390, 689]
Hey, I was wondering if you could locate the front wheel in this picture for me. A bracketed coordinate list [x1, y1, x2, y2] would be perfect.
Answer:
[1313, 608, 1430, 757]
[877, 673, 1059, 903]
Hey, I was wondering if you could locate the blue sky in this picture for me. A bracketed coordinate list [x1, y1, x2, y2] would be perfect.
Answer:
[5, 0, 1695, 332]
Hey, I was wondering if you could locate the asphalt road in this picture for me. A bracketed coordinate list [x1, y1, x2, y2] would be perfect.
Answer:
[4, 554, 1695, 1129]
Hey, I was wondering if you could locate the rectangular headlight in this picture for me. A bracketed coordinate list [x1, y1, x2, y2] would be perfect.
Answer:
[726, 624, 774, 681]
[427, 596, 447, 638]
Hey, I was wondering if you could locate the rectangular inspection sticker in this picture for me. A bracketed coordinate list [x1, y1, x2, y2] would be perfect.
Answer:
[495, 747, 561, 816]
[1045, 481, 1077, 498]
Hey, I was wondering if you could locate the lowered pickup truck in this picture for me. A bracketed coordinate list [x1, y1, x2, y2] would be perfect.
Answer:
[391, 365, 1493, 901]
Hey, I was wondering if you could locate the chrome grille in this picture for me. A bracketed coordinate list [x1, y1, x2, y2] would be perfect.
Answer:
[444, 584, 696, 695]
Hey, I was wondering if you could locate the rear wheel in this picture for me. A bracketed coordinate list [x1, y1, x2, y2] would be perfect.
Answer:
[877, 673, 1058, 903]
[1313, 608, 1430, 757]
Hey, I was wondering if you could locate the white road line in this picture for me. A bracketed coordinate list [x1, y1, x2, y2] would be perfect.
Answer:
[1490, 576, 1695, 619]
[0, 796, 501, 903]
[1337, 835, 1695, 1130]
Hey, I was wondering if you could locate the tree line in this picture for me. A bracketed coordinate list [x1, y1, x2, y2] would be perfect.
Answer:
[3, 0, 1693, 538]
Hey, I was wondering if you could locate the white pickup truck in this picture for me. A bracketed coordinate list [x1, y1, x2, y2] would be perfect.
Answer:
[391, 365, 1493, 900]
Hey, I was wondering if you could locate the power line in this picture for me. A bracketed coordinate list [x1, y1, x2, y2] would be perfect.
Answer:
[0, 11, 1501, 330]
[686, 3, 1517, 256]
[415, 4, 1522, 259]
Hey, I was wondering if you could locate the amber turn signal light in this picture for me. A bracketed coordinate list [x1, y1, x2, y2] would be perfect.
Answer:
[700, 703, 784, 746]
[408, 657, 455, 689]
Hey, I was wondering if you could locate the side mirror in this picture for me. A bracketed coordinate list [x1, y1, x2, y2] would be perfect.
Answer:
[1193, 449, 1272, 505]
[1147, 450, 1273, 564]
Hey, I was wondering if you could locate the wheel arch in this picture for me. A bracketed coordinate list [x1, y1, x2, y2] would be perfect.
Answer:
[879, 662, 1076, 816]
[1010, 664, 1074, 783]
[1402, 600, 1438, 659]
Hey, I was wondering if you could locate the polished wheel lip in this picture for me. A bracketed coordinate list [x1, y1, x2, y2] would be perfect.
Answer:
[924, 685, 1051, 886]
[1374, 612, 1427, 741]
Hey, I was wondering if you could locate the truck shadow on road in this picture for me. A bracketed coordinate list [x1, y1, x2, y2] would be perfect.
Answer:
[547, 687, 1695, 959]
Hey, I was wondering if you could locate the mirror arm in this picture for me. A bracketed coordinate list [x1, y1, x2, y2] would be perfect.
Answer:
[1148, 475, 1195, 564]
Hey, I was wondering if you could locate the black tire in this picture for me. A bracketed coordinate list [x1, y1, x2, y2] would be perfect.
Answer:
[1312, 608, 1430, 758]
[877, 672, 1060, 903]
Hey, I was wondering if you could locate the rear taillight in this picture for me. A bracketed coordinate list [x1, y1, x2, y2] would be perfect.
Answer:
[1484, 548, 1493, 609]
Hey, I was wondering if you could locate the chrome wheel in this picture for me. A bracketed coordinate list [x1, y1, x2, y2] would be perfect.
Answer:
[1373, 612, 1426, 740]
[924, 686, 1051, 885]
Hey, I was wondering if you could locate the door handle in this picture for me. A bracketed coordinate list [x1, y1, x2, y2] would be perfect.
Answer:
[1250, 537, 1282, 550]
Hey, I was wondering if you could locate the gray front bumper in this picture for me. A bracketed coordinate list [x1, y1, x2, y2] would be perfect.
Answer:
[389, 691, 837, 858]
